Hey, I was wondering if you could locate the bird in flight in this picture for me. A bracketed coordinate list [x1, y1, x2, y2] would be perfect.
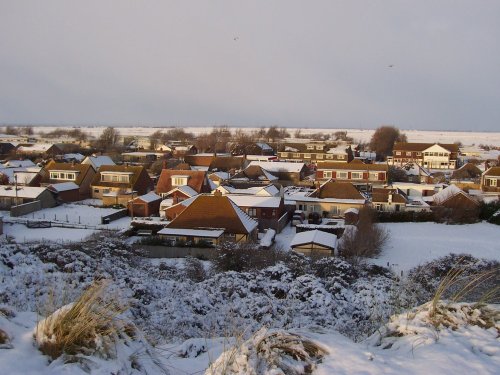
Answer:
[234, 37, 239, 41]
[388, 64, 394, 68]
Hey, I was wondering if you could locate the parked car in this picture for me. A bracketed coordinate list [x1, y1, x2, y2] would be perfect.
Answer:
[291, 210, 305, 226]
[308, 212, 322, 225]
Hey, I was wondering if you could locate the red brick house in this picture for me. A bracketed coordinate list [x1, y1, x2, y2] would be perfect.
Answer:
[389, 142, 459, 169]
[316, 161, 388, 188]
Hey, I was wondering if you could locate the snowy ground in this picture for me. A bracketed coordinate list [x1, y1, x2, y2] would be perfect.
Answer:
[32, 126, 500, 146]
[0, 203, 131, 242]
[372, 222, 500, 273]
[274, 221, 500, 274]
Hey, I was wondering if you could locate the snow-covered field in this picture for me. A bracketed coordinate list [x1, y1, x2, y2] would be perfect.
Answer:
[373, 222, 500, 273]
[0, 203, 131, 242]
[31, 125, 500, 146]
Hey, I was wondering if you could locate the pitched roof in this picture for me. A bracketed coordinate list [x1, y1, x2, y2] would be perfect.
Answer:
[156, 169, 209, 194]
[0, 185, 48, 199]
[316, 161, 388, 171]
[483, 166, 500, 177]
[42, 161, 93, 186]
[371, 188, 408, 204]
[208, 156, 247, 172]
[166, 194, 258, 234]
[290, 229, 337, 250]
[91, 164, 148, 188]
[2, 160, 35, 168]
[247, 161, 306, 173]
[432, 184, 476, 205]
[314, 180, 366, 200]
[393, 142, 460, 153]
[48, 182, 80, 192]
[233, 165, 279, 181]
[134, 191, 162, 203]
[82, 155, 115, 169]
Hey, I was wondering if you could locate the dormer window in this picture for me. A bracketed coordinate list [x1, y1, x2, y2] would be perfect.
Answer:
[50, 171, 78, 180]
[306, 145, 315, 150]
[171, 175, 189, 186]
[100, 171, 132, 183]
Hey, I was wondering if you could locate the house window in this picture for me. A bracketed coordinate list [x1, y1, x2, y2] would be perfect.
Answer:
[307, 145, 314, 150]
[488, 178, 498, 187]
[351, 172, 363, 179]
[326, 155, 333, 159]
[101, 173, 130, 183]
[369, 172, 379, 180]
[323, 171, 332, 178]
[376, 204, 383, 211]
[337, 155, 345, 160]
[416, 152, 421, 156]
[316, 146, 323, 150]
[293, 153, 300, 158]
[94, 189, 99, 193]
[303, 153, 311, 159]
[247, 208, 257, 217]
[316, 154, 323, 159]
[330, 206, 339, 215]
[50, 171, 76, 180]
[337, 172, 348, 179]
[280, 152, 289, 158]
[395, 151, 401, 155]
[171, 176, 189, 186]
[406, 152, 411, 156]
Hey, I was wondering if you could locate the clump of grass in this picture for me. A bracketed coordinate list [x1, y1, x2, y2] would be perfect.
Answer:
[0, 328, 10, 346]
[34, 279, 129, 360]
[207, 328, 328, 375]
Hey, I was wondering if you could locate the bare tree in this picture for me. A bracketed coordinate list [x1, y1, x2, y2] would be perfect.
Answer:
[96, 126, 120, 150]
[149, 130, 164, 150]
[338, 207, 389, 264]
[369, 125, 406, 161]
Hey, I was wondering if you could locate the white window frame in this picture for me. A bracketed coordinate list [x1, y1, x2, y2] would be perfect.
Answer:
[337, 171, 348, 179]
[351, 172, 363, 180]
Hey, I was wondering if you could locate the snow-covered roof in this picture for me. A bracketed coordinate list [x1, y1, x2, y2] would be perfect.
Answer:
[229, 199, 259, 233]
[290, 230, 337, 249]
[166, 185, 198, 197]
[0, 185, 47, 198]
[248, 161, 305, 173]
[17, 143, 54, 152]
[326, 146, 347, 154]
[290, 196, 366, 205]
[2, 160, 35, 168]
[48, 182, 79, 192]
[82, 155, 116, 169]
[285, 146, 299, 152]
[256, 142, 273, 151]
[432, 184, 464, 205]
[209, 171, 230, 180]
[157, 228, 224, 238]
[344, 208, 359, 215]
[136, 192, 162, 203]
[227, 195, 282, 208]
[159, 198, 174, 208]
[62, 153, 85, 161]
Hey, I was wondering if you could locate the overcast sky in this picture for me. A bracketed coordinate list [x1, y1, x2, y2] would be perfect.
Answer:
[1, 1, 499, 131]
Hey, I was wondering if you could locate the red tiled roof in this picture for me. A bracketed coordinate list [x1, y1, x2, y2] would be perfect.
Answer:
[156, 169, 210, 194]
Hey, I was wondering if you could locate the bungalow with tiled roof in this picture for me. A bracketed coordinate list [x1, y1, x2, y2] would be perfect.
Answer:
[40, 161, 95, 201]
[316, 161, 388, 188]
[161, 194, 258, 245]
[389, 142, 460, 169]
[91, 165, 153, 205]
[229, 164, 279, 188]
[432, 184, 479, 210]
[371, 188, 409, 212]
[288, 180, 367, 218]
[246, 161, 310, 186]
[481, 166, 500, 194]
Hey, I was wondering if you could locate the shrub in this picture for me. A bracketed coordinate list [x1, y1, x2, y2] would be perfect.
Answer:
[338, 208, 389, 263]
[34, 279, 129, 360]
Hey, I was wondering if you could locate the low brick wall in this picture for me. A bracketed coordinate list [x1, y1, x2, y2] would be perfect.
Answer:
[101, 209, 128, 224]
[133, 244, 218, 259]
[10, 200, 42, 217]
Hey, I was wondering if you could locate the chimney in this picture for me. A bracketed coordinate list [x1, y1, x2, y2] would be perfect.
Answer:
[214, 189, 222, 196]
